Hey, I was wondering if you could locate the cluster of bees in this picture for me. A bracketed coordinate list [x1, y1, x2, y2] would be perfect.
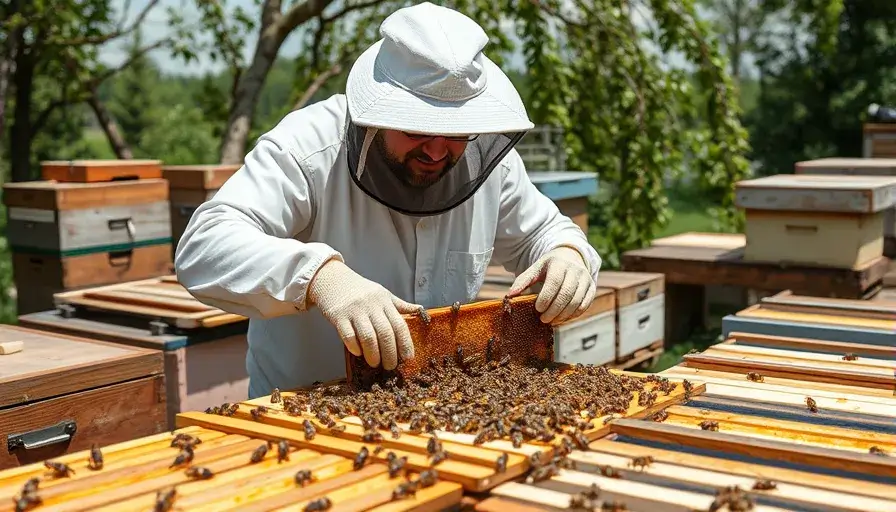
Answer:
[12, 446, 103, 511]
[708, 485, 755, 512]
[567, 483, 628, 511]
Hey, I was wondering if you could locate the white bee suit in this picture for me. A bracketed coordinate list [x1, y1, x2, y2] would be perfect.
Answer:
[174, 3, 601, 398]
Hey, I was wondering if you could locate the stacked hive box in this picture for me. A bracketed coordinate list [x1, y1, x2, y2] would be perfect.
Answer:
[595, 271, 665, 367]
[2, 160, 173, 314]
[863, 123, 896, 158]
[735, 174, 896, 269]
[527, 171, 598, 233]
[162, 164, 240, 254]
[794, 157, 896, 257]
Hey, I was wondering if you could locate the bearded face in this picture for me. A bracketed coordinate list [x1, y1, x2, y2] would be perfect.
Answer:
[374, 130, 470, 188]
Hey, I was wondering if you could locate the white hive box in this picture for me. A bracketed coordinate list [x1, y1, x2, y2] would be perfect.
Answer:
[735, 174, 896, 268]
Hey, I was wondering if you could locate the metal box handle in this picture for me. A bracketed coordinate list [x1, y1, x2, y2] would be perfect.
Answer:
[581, 334, 598, 351]
[7, 420, 77, 452]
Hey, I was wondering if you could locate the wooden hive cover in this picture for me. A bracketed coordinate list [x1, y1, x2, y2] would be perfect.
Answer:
[40, 159, 163, 182]
[1, 179, 169, 210]
[0, 325, 162, 408]
[345, 295, 554, 388]
[758, 290, 896, 320]
[795, 157, 896, 175]
[734, 174, 896, 213]
[596, 270, 664, 307]
[650, 231, 745, 250]
[162, 164, 241, 190]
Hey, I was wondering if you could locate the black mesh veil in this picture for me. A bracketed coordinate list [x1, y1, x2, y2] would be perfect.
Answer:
[344, 114, 527, 217]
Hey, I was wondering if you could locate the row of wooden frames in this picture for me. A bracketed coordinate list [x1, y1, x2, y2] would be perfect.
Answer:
[2, 332, 894, 511]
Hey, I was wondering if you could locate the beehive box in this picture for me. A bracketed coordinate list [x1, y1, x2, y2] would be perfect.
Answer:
[162, 164, 240, 252]
[478, 268, 618, 367]
[0, 324, 165, 470]
[863, 123, 896, 158]
[596, 271, 665, 364]
[527, 171, 598, 233]
[2, 179, 174, 314]
[40, 159, 162, 182]
[721, 290, 896, 348]
[735, 174, 896, 268]
[795, 157, 896, 257]
[16, 276, 250, 431]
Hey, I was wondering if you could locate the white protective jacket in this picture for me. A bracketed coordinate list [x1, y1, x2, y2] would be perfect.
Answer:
[175, 94, 602, 398]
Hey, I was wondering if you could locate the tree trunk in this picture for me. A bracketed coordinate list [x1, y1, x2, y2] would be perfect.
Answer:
[10, 45, 35, 182]
[87, 91, 134, 159]
[0, 38, 17, 161]
[293, 61, 343, 111]
[219, 36, 280, 165]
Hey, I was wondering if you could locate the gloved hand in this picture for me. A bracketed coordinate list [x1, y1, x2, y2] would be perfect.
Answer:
[308, 259, 420, 370]
[507, 246, 596, 324]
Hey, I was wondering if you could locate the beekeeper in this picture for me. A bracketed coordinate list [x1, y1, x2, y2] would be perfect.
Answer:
[175, 2, 602, 398]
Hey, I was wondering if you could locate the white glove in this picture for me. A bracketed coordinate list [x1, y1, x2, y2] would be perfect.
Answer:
[507, 246, 597, 324]
[308, 260, 420, 370]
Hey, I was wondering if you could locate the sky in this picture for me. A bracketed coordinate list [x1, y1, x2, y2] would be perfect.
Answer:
[102, 0, 720, 77]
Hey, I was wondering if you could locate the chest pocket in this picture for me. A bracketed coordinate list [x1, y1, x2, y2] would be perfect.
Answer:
[442, 248, 494, 305]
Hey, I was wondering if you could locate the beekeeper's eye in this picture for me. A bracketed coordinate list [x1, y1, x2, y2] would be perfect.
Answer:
[401, 131, 479, 142]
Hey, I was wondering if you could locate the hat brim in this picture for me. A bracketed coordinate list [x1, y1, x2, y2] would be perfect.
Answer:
[346, 40, 535, 135]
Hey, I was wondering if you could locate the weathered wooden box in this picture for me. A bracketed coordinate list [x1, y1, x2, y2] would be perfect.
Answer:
[2, 179, 173, 314]
[40, 159, 163, 183]
[795, 157, 896, 257]
[16, 276, 250, 431]
[162, 164, 240, 251]
[0, 324, 166, 470]
[721, 290, 896, 347]
[596, 270, 665, 362]
[736, 174, 896, 268]
[477, 273, 617, 367]
[863, 123, 896, 158]
[528, 171, 598, 233]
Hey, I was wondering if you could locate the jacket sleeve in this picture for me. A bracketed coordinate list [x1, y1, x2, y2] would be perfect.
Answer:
[491, 151, 601, 282]
[174, 135, 343, 319]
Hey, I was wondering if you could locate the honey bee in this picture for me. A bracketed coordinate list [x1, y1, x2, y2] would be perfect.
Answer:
[869, 446, 889, 456]
[510, 430, 523, 448]
[392, 480, 417, 500]
[373, 445, 385, 455]
[502, 296, 512, 314]
[682, 379, 693, 400]
[628, 455, 654, 471]
[746, 372, 764, 383]
[806, 396, 818, 413]
[294, 469, 314, 486]
[169, 445, 195, 468]
[699, 420, 719, 431]
[651, 410, 668, 422]
[842, 353, 858, 361]
[353, 446, 369, 470]
[13, 492, 42, 512]
[250, 406, 271, 420]
[429, 449, 449, 466]
[304, 497, 332, 511]
[250, 443, 268, 463]
[88, 444, 103, 470]
[418, 306, 431, 326]
[426, 434, 442, 455]
[752, 479, 777, 490]
[525, 463, 559, 484]
[171, 433, 202, 449]
[389, 422, 401, 439]
[451, 301, 461, 315]
[601, 501, 629, 511]
[417, 469, 439, 488]
[271, 387, 282, 403]
[362, 429, 383, 443]
[388, 455, 408, 478]
[495, 452, 508, 473]
[44, 461, 75, 478]
[153, 488, 176, 512]
[185, 467, 214, 479]
[303, 419, 317, 440]
[21, 477, 40, 495]
[277, 439, 290, 463]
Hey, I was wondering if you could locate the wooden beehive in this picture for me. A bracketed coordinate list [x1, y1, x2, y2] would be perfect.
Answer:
[477, 268, 620, 367]
[162, 164, 241, 253]
[40, 159, 163, 182]
[863, 123, 896, 158]
[794, 157, 896, 257]
[527, 171, 598, 233]
[0, 325, 165, 470]
[721, 290, 896, 348]
[16, 276, 250, 430]
[2, 179, 173, 314]
[596, 271, 665, 364]
[735, 174, 896, 268]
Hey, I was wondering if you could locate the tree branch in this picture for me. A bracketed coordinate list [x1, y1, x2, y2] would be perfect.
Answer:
[93, 38, 171, 85]
[261, 0, 283, 29]
[293, 60, 344, 111]
[48, 0, 163, 46]
[31, 99, 67, 135]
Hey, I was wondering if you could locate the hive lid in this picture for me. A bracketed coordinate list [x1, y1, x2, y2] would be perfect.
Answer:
[735, 174, 896, 213]
[795, 158, 896, 175]
[344, 294, 554, 388]
[40, 159, 163, 182]
[162, 164, 242, 190]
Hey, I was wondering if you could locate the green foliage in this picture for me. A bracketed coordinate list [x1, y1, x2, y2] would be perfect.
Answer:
[516, 0, 750, 266]
[138, 104, 219, 164]
[748, 1, 896, 175]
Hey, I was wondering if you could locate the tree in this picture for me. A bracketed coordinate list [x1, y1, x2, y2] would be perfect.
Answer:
[697, 0, 768, 82]
[1, 0, 197, 181]
[748, 1, 896, 176]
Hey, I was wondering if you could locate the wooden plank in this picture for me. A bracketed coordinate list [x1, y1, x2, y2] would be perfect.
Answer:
[0, 324, 162, 407]
[41, 159, 163, 182]
[588, 439, 896, 503]
[658, 405, 896, 453]
[80, 290, 214, 313]
[651, 232, 746, 249]
[175, 412, 505, 492]
[681, 352, 895, 390]
[162, 164, 241, 189]
[703, 344, 896, 373]
[660, 366, 896, 399]
[759, 290, 896, 317]
[2, 179, 169, 211]
[735, 305, 896, 331]
[734, 174, 896, 213]
[726, 331, 896, 359]
[608, 419, 896, 480]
